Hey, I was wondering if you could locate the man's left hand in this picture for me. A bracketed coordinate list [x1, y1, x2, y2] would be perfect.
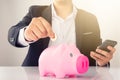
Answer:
[90, 46, 116, 66]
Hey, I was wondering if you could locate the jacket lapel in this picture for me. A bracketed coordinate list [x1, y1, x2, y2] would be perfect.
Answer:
[75, 10, 83, 50]
[40, 5, 52, 48]
[41, 5, 52, 24]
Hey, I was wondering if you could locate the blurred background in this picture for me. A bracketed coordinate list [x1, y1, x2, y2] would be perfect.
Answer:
[0, 0, 120, 67]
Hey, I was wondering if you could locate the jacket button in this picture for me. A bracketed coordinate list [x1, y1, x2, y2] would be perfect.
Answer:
[10, 38, 14, 42]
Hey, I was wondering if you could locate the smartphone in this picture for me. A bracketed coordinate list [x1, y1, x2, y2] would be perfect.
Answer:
[98, 40, 117, 52]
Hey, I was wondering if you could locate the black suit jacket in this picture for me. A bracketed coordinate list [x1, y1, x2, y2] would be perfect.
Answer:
[8, 5, 102, 66]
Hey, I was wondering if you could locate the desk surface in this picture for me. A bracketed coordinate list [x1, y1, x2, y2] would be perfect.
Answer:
[0, 67, 120, 80]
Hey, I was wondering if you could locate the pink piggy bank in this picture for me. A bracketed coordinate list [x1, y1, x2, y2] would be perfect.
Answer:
[39, 44, 89, 78]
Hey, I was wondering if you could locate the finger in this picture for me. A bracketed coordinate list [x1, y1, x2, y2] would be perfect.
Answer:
[38, 17, 55, 38]
[35, 18, 47, 35]
[96, 48, 110, 57]
[96, 48, 113, 61]
[107, 46, 116, 54]
[90, 51, 100, 61]
[32, 25, 45, 39]
[90, 53, 99, 61]
[25, 29, 38, 41]
[90, 51, 105, 61]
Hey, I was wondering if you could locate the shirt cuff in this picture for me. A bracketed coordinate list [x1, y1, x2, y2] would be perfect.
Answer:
[96, 61, 110, 67]
[18, 27, 33, 46]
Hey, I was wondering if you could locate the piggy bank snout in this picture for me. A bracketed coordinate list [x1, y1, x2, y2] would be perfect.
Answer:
[76, 56, 89, 73]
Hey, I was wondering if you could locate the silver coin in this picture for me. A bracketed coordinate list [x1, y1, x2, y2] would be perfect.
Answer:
[51, 33, 57, 41]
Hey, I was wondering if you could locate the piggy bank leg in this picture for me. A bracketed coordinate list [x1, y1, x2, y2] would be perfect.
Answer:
[40, 70, 47, 77]
[55, 72, 65, 78]
[40, 70, 56, 77]
[64, 74, 76, 78]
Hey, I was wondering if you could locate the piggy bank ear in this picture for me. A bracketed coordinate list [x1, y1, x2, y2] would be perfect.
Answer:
[68, 44, 82, 53]
[55, 44, 68, 52]
[69, 44, 77, 48]
[57, 44, 67, 49]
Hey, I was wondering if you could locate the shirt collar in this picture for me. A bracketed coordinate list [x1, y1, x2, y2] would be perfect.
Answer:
[51, 3, 78, 19]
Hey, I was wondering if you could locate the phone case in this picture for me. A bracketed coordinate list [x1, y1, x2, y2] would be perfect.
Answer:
[98, 40, 117, 52]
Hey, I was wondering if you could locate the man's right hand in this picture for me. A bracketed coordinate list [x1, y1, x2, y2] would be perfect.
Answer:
[24, 17, 55, 42]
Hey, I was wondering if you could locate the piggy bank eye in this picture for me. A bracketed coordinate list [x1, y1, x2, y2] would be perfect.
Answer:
[70, 53, 73, 57]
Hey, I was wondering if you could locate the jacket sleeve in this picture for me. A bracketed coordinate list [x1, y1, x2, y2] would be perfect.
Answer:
[8, 6, 33, 47]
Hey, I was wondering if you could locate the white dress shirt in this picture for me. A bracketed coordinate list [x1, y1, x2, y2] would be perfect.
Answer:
[18, 4, 77, 47]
